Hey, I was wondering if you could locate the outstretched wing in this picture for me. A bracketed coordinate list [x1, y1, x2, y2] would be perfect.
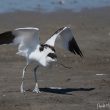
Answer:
[45, 27, 83, 57]
[0, 27, 40, 57]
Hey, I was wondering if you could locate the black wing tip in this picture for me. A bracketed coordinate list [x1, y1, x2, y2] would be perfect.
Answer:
[68, 37, 83, 57]
[70, 48, 83, 58]
[0, 31, 15, 45]
[77, 51, 83, 57]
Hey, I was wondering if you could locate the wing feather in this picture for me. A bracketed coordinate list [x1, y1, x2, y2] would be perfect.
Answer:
[0, 27, 40, 57]
[45, 27, 83, 57]
[0, 31, 15, 45]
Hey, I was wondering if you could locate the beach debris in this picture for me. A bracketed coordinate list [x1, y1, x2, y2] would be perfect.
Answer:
[96, 73, 106, 76]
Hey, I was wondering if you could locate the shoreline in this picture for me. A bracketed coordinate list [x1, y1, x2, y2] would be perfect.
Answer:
[0, 5, 110, 15]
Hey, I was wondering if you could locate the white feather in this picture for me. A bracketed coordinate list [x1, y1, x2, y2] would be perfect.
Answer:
[12, 27, 40, 57]
[45, 27, 67, 46]
[45, 27, 73, 51]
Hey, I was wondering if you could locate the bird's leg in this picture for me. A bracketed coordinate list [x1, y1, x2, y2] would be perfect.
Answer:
[20, 63, 28, 93]
[33, 65, 40, 93]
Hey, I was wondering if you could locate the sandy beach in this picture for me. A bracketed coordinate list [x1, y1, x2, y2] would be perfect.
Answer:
[0, 7, 110, 110]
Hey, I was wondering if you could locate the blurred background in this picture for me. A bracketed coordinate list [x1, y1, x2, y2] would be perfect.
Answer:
[0, 0, 110, 13]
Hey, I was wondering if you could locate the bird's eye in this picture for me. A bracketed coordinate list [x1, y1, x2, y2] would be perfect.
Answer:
[47, 53, 57, 59]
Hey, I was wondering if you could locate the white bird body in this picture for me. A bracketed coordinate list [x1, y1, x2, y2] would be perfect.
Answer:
[0, 26, 83, 93]
[28, 44, 56, 67]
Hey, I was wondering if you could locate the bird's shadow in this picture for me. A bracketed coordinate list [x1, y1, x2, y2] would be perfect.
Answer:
[39, 87, 95, 95]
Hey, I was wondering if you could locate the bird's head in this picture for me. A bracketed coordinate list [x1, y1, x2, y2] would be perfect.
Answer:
[39, 44, 57, 66]
[46, 52, 57, 62]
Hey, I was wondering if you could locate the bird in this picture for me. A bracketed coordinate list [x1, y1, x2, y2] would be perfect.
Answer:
[0, 26, 83, 93]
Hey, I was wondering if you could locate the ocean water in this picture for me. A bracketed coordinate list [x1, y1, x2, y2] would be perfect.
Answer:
[0, 0, 110, 13]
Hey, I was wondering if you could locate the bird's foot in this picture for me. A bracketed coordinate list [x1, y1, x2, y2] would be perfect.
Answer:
[20, 89, 26, 93]
[33, 88, 41, 93]
[20, 84, 25, 93]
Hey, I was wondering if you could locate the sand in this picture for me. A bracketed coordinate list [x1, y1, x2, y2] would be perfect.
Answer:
[0, 7, 110, 110]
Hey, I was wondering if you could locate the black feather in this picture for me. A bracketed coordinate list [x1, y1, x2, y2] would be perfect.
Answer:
[68, 37, 83, 57]
[52, 27, 65, 36]
[0, 31, 15, 45]
[40, 44, 55, 52]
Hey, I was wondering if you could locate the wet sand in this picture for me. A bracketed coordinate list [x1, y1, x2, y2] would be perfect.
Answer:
[0, 7, 110, 110]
